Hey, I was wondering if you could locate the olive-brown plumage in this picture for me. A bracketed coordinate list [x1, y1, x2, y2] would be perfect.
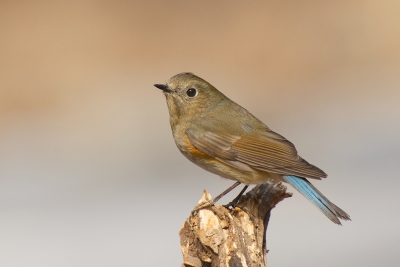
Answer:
[154, 72, 350, 224]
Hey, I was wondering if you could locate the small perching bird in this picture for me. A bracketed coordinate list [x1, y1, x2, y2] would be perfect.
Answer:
[154, 72, 350, 225]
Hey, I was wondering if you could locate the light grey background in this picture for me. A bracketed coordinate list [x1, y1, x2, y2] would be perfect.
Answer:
[1, 1, 399, 266]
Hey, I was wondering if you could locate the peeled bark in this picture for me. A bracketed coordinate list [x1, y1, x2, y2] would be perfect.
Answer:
[179, 182, 291, 267]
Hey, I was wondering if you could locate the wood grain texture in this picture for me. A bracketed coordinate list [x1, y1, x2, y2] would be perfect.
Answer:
[179, 182, 291, 267]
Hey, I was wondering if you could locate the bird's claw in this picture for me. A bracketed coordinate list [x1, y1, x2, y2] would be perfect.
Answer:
[191, 199, 215, 215]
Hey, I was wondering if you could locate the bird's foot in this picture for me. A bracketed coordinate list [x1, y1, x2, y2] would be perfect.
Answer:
[223, 201, 236, 210]
[191, 199, 215, 215]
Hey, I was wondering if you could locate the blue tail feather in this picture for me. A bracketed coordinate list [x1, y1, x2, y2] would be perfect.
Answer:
[282, 175, 350, 225]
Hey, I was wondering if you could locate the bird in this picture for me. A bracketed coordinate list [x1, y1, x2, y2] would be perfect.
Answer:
[154, 72, 350, 225]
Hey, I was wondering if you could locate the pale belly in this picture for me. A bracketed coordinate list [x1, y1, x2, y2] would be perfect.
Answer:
[180, 149, 282, 185]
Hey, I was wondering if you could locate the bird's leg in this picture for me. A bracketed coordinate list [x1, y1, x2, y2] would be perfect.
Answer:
[224, 185, 249, 208]
[192, 181, 241, 213]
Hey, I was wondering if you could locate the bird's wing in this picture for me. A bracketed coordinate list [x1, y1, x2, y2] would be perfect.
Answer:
[187, 123, 326, 179]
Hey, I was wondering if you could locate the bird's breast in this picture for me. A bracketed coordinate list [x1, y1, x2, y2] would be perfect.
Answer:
[171, 123, 208, 158]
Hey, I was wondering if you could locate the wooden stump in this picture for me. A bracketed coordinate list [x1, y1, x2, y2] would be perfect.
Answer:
[179, 182, 291, 267]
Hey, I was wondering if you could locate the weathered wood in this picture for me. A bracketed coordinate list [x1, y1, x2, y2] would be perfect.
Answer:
[179, 182, 291, 267]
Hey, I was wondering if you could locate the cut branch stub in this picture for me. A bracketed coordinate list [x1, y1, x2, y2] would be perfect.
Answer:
[179, 182, 291, 267]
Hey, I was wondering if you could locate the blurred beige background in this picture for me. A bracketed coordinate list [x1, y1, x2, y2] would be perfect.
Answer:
[1, 1, 399, 266]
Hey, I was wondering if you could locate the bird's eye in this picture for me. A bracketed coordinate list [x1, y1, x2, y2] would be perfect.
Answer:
[186, 88, 197, 97]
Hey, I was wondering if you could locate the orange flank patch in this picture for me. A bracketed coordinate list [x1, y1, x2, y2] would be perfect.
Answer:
[186, 143, 209, 157]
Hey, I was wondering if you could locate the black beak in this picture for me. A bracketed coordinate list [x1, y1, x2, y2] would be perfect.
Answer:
[154, 84, 172, 93]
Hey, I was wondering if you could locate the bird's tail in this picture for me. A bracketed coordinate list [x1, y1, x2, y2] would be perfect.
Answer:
[282, 175, 351, 225]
